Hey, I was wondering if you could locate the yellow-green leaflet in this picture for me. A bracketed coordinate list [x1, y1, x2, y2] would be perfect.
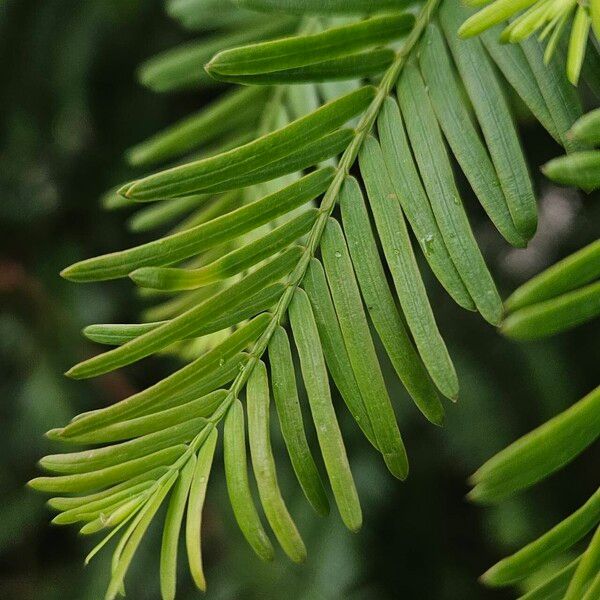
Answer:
[419, 24, 526, 248]
[160, 456, 196, 600]
[268, 326, 329, 516]
[67, 247, 301, 379]
[358, 135, 458, 400]
[458, 0, 538, 38]
[247, 361, 306, 562]
[482, 487, 600, 586]
[564, 524, 600, 600]
[501, 280, 600, 340]
[121, 89, 373, 200]
[59, 315, 269, 438]
[566, 5, 591, 85]
[206, 15, 414, 76]
[517, 558, 580, 600]
[321, 217, 408, 480]
[186, 427, 218, 592]
[505, 240, 600, 312]
[302, 258, 377, 447]
[62, 168, 332, 281]
[470, 385, 600, 503]
[339, 177, 444, 426]
[289, 288, 362, 532]
[223, 399, 274, 561]
[570, 108, 600, 145]
[397, 63, 503, 325]
[543, 150, 600, 190]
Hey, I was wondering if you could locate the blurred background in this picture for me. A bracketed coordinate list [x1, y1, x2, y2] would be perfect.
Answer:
[1, 1, 598, 599]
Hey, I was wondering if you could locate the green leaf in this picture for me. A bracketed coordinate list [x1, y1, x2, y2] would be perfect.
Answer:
[186, 427, 218, 592]
[442, 1, 538, 241]
[339, 176, 444, 425]
[223, 399, 275, 561]
[131, 210, 317, 291]
[569, 108, 600, 145]
[419, 24, 527, 248]
[566, 5, 591, 85]
[160, 456, 196, 600]
[60, 391, 225, 445]
[358, 135, 459, 400]
[40, 418, 207, 474]
[543, 150, 600, 190]
[128, 195, 211, 233]
[62, 168, 332, 282]
[321, 216, 409, 479]
[470, 385, 600, 503]
[482, 487, 600, 586]
[376, 97, 476, 310]
[59, 315, 269, 438]
[302, 258, 377, 446]
[106, 472, 179, 600]
[84, 284, 283, 346]
[206, 15, 414, 76]
[29, 445, 187, 494]
[234, 0, 412, 14]
[458, 0, 538, 39]
[501, 280, 600, 340]
[121, 89, 373, 200]
[268, 326, 329, 516]
[564, 524, 600, 600]
[247, 361, 306, 562]
[479, 27, 561, 145]
[127, 86, 268, 167]
[66, 248, 298, 379]
[505, 240, 600, 312]
[289, 288, 362, 532]
[138, 20, 295, 92]
[517, 558, 580, 600]
[397, 63, 503, 325]
[208, 49, 395, 84]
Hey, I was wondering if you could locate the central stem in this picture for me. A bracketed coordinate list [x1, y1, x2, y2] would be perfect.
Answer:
[207, 0, 441, 429]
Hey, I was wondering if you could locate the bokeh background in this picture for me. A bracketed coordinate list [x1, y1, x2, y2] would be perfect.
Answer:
[1, 1, 598, 599]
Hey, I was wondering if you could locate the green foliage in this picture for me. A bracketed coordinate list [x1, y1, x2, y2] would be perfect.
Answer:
[27, 0, 597, 598]
[459, 0, 600, 85]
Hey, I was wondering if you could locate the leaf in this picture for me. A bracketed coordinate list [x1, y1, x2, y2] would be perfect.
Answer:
[66, 248, 299, 379]
[29, 445, 187, 494]
[505, 240, 600, 312]
[482, 487, 600, 586]
[289, 288, 362, 532]
[268, 326, 329, 516]
[564, 524, 600, 600]
[501, 280, 600, 340]
[59, 315, 269, 438]
[223, 399, 275, 561]
[120, 89, 373, 200]
[131, 210, 317, 291]
[397, 62, 503, 325]
[339, 176, 444, 425]
[569, 108, 600, 145]
[138, 20, 295, 92]
[206, 15, 414, 76]
[469, 385, 600, 503]
[543, 150, 600, 190]
[208, 49, 395, 84]
[458, 0, 539, 39]
[442, 1, 537, 241]
[247, 361, 306, 562]
[106, 471, 179, 600]
[128, 195, 212, 233]
[62, 168, 332, 282]
[358, 134, 459, 400]
[517, 558, 580, 600]
[321, 216, 409, 479]
[160, 456, 196, 600]
[566, 5, 591, 85]
[186, 427, 218, 592]
[376, 97, 476, 310]
[419, 24, 527, 248]
[127, 86, 268, 166]
[234, 0, 412, 14]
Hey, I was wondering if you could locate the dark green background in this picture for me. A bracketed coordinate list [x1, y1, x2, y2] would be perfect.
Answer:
[1, 1, 598, 598]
